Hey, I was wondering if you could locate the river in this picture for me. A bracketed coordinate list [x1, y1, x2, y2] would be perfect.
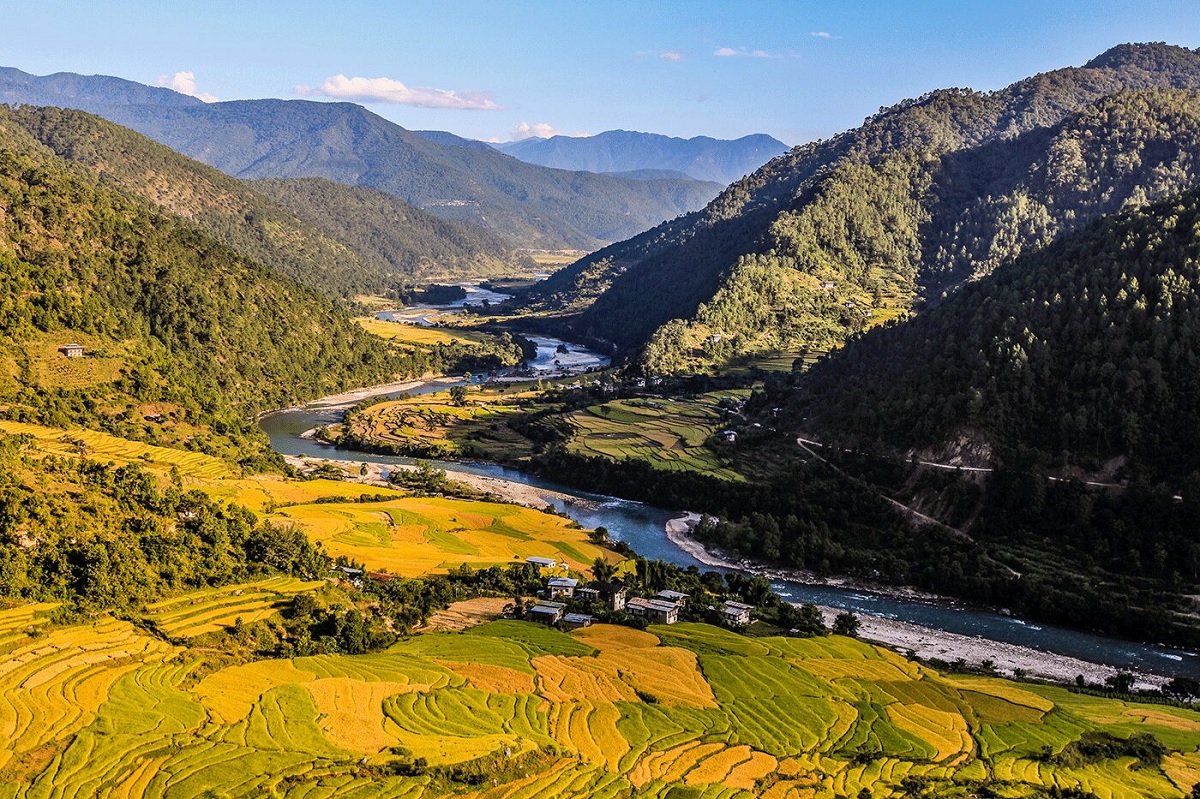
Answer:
[259, 298, 1200, 679]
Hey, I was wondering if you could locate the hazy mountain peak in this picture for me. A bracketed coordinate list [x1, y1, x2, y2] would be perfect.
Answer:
[494, 128, 789, 184]
[0, 67, 721, 250]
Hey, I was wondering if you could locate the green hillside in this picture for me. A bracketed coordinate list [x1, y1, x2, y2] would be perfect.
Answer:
[792, 187, 1200, 481]
[251, 176, 527, 285]
[0, 110, 418, 460]
[528, 44, 1200, 370]
[3, 106, 521, 298]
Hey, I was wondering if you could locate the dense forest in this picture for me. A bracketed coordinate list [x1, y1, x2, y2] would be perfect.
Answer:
[0, 115, 419, 459]
[2, 106, 522, 298]
[527, 44, 1200, 372]
[252, 177, 527, 285]
[789, 187, 1200, 482]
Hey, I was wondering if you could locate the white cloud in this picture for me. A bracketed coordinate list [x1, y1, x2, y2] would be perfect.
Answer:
[507, 122, 592, 141]
[713, 46, 773, 58]
[659, 50, 683, 62]
[156, 71, 218, 103]
[299, 74, 502, 110]
[810, 31, 837, 39]
[510, 122, 561, 140]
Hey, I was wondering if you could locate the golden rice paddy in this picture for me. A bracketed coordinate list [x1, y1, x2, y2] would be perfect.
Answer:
[0, 609, 1197, 798]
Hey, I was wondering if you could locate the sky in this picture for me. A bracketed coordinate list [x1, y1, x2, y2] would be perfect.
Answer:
[6, 1, 1200, 146]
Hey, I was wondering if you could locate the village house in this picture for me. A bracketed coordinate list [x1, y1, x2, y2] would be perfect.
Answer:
[627, 597, 681, 625]
[525, 601, 566, 625]
[654, 590, 689, 605]
[525, 556, 557, 571]
[819, 280, 836, 290]
[59, 344, 84, 358]
[561, 613, 594, 630]
[575, 579, 627, 611]
[721, 430, 738, 443]
[720, 600, 754, 626]
[546, 577, 578, 600]
[330, 566, 364, 589]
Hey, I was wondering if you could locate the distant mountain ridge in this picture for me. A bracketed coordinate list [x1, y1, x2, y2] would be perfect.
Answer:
[1, 105, 522, 297]
[527, 43, 1200, 370]
[0, 67, 722, 250]
[493, 129, 789, 185]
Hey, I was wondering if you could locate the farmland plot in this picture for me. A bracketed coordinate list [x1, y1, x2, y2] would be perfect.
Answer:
[0, 616, 1197, 798]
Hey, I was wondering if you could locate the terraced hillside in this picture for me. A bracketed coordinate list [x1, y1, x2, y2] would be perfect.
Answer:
[0, 611, 1197, 797]
[0, 418, 608, 579]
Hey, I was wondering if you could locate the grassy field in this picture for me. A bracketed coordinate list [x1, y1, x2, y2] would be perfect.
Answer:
[563, 392, 750, 481]
[0, 613, 1197, 798]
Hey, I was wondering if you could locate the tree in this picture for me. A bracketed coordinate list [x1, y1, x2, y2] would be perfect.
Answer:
[780, 603, 826, 636]
[592, 557, 617, 582]
[1104, 672, 1135, 693]
[833, 611, 861, 637]
[449, 385, 469, 406]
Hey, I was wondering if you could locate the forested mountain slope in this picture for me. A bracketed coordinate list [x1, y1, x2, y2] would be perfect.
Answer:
[249, 176, 528, 286]
[2, 106, 520, 297]
[0, 68, 722, 250]
[0, 112, 412, 460]
[528, 44, 1200, 369]
[790, 187, 1200, 484]
[493, 129, 789, 184]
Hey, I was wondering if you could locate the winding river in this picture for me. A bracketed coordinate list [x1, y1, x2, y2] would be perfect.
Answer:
[260, 295, 1200, 679]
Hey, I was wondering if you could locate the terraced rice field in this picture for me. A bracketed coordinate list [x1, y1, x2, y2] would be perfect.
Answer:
[345, 394, 518, 457]
[0, 419, 235, 480]
[269, 495, 614, 576]
[355, 317, 494, 348]
[141, 577, 325, 638]
[2, 616, 1197, 798]
[563, 393, 749, 480]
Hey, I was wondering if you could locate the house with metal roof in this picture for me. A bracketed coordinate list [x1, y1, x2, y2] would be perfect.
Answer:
[561, 613, 594, 630]
[546, 577, 578, 599]
[627, 597, 681, 625]
[525, 601, 566, 625]
[720, 600, 754, 626]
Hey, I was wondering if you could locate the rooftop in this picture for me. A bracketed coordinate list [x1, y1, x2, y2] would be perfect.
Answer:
[629, 597, 681, 612]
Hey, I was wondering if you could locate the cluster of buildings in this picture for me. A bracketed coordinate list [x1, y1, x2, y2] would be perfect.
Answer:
[522, 563, 754, 629]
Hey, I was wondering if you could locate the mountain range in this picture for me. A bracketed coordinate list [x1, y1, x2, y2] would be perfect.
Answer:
[1, 105, 525, 299]
[0, 66, 722, 250]
[492, 130, 789, 185]
[528, 43, 1200, 371]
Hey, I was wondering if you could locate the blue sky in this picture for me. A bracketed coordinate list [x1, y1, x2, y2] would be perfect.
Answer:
[7, 1, 1200, 145]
